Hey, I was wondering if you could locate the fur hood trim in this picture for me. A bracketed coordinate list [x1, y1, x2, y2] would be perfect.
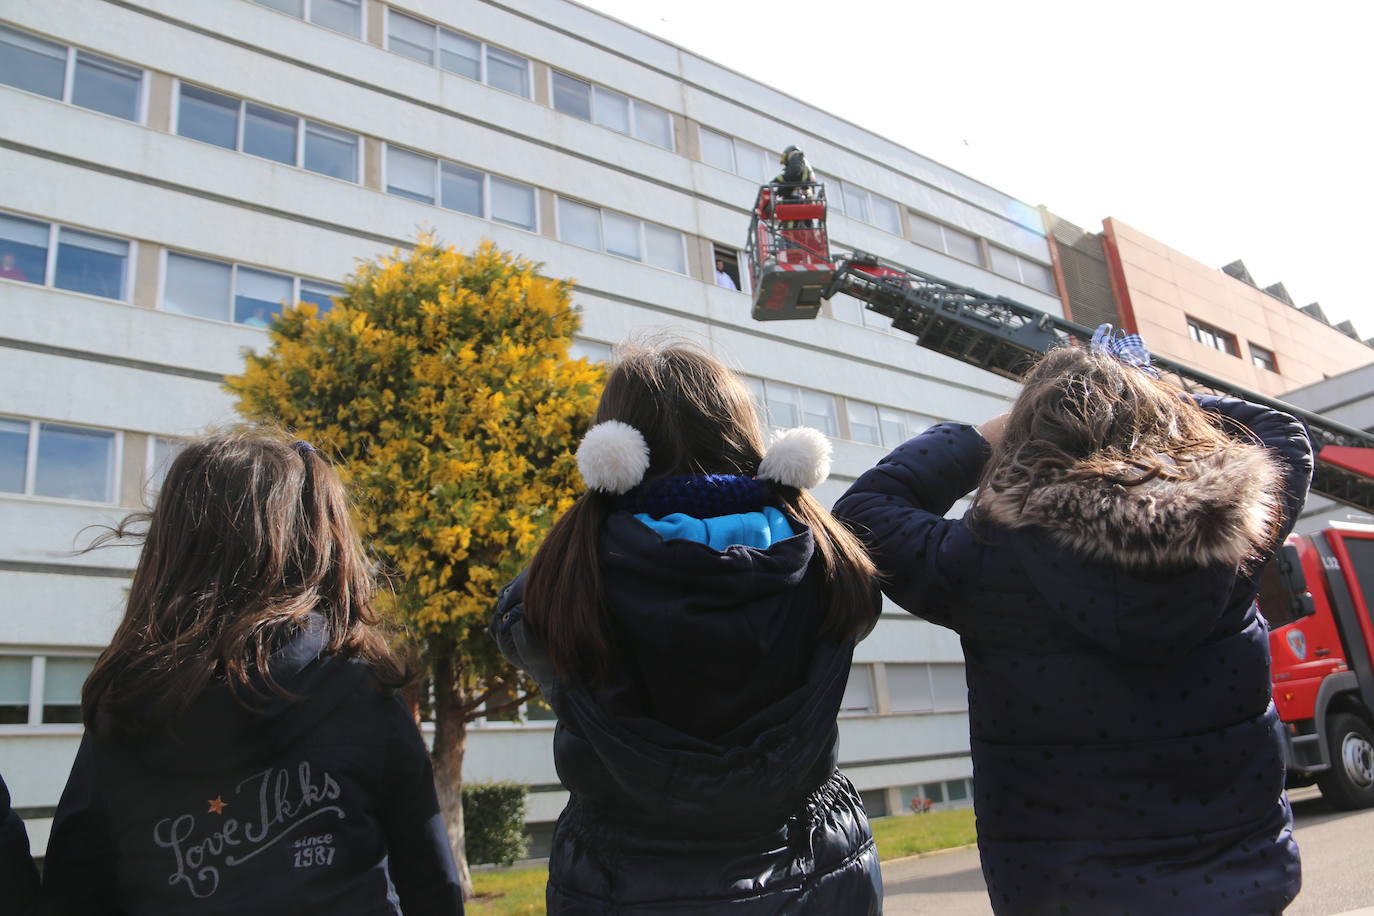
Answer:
[978, 443, 1283, 570]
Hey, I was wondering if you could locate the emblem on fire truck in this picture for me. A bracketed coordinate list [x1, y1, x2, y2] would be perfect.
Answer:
[1286, 630, 1308, 661]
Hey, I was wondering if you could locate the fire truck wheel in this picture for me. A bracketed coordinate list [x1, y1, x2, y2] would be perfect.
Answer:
[1316, 712, 1374, 810]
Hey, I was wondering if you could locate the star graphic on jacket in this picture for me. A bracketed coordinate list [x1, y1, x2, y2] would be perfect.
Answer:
[207, 796, 228, 815]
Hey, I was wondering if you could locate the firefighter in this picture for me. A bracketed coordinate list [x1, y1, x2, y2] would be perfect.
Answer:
[773, 145, 813, 198]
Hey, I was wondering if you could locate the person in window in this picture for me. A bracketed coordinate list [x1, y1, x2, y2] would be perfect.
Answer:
[713, 258, 738, 290]
[241, 306, 272, 328]
[0, 253, 28, 282]
[41, 431, 463, 916]
[835, 338, 1311, 915]
[492, 340, 884, 914]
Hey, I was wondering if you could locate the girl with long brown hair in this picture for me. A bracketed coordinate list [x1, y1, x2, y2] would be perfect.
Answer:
[41, 430, 463, 915]
[491, 340, 883, 913]
[836, 340, 1313, 914]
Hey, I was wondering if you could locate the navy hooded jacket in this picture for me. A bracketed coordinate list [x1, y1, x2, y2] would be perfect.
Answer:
[834, 396, 1312, 916]
[40, 616, 463, 916]
[1, 772, 39, 915]
[492, 510, 883, 914]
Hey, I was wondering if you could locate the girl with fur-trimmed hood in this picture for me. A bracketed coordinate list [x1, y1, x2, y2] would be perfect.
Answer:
[491, 341, 883, 914]
[835, 342, 1312, 915]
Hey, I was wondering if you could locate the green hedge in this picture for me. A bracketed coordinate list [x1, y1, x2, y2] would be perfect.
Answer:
[463, 782, 529, 866]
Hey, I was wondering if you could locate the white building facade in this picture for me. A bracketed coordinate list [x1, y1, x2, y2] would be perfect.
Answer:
[0, 0, 1062, 857]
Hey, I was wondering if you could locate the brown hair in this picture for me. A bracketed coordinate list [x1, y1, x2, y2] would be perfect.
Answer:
[973, 346, 1239, 514]
[82, 429, 407, 738]
[523, 340, 878, 681]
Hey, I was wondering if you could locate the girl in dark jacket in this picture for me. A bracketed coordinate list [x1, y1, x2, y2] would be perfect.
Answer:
[41, 431, 463, 916]
[491, 341, 884, 914]
[835, 342, 1312, 915]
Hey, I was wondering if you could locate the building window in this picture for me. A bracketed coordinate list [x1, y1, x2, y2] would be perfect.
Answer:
[147, 436, 187, 494]
[251, 0, 361, 38]
[175, 83, 359, 182]
[555, 198, 685, 273]
[0, 655, 97, 727]
[0, 213, 129, 301]
[163, 251, 340, 326]
[712, 245, 743, 292]
[570, 339, 614, 363]
[833, 181, 901, 235]
[988, 245, 1056, 294]
[0, 212, 50, 286]
[846, 401, 931, 448]
[299, 279, 343, 313]
[846, 400, 881, 446]
[1187, 317, 1239, 357]
[551, 71, 674, 150]
[1250, 343, 1278, 373]
[741, 377, 838, 436]
[698, 127, 773, 183]
[900, 779, 974, 812]
[490, 177, 536, 231]
[840, 665, 874, 716]
[0, 417, 117, 503]
[0, 25, 144, 122]
[384, 146, 537, 231]
[385, 10, 529, 98]
[887, 663, 968, 713]
[908, 211, 982, 265]
[55, 228, 129, 300]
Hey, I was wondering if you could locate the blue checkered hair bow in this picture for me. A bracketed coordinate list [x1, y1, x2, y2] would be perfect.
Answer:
[1090, 324, 1160, 378]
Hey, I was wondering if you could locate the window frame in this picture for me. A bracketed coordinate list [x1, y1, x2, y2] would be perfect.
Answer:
[160, 248, 341, 327]
[0, 653, 101, 733]
[0, 212, 132, 302]
[1249, 342, 1279, 373]
[0, 415, 121, 506]
[250, 0, 364, 39]
[172, 81, 361, 183]
[1187, 316, 1240, 357]
[989, 244, 1056, 294]
[554, 196, 685, 273]
[384, 8, 530, 98]
[381, 144, 538, 232]
[549, 70, 674, 150]
[0, 25, 147, 123]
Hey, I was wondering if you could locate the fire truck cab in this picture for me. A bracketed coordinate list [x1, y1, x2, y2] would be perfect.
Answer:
[1262, 521, 1374, 808]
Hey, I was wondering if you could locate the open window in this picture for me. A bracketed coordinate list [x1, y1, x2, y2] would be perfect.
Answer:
[712, 244, 744, 293]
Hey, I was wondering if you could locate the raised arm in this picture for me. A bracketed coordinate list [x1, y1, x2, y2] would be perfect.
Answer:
[833, 422, 991, 631]
[1194, 394, 1315, 549]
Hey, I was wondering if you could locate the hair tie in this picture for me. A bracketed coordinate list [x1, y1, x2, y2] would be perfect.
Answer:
[577, 421, 650, 494]
[291, 439, 316, 456]
[757, 427, 831, 490]
[1090, 324, 1160, 378]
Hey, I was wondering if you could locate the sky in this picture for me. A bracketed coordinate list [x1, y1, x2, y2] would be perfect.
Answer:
[578, 0, 1372, 336]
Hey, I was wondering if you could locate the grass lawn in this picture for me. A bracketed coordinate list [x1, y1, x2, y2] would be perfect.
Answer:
[467, 809, 976, 914]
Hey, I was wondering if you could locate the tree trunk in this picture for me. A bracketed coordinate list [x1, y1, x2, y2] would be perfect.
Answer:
[431, 640, 475, 900]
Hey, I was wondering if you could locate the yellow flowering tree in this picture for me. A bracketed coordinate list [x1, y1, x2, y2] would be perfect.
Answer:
[227, 237, 602, 896]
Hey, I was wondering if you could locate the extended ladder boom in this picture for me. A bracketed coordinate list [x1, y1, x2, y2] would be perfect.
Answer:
[745, 180, 1374, 513]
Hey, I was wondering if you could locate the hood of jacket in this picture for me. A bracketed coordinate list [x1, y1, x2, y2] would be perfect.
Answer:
[979, 442, 1282, 572]
[978, 443, 1282, 662]
[135, 613, 376, 775]
[496, 511, 855, 832]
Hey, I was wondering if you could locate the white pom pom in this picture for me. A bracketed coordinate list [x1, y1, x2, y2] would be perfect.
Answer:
[757, 427, 831, 490]
[577, 421, 650, 494]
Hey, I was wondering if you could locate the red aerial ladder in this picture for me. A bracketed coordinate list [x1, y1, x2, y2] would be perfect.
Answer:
[747, 178, 1374, 807]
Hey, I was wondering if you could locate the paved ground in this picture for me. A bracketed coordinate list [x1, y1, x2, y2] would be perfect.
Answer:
[880, 788, 1374, 915]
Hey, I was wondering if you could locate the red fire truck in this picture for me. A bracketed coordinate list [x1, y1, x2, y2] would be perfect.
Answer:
[1261, 523, 1374, 808]
[747, 177, 1374, 809]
